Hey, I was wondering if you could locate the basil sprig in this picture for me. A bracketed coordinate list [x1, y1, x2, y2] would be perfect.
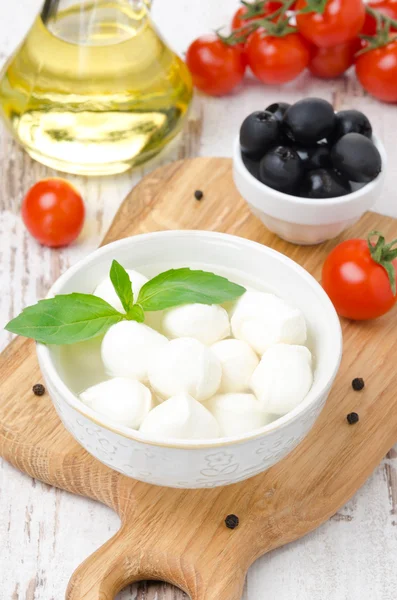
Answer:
[137, 267, 246, 311]
[109, 259, 134, 312]
[5, 294, 124, 345]
[5, 261, 245, 345]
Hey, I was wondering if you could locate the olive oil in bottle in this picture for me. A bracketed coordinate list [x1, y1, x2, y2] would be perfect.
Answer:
[0, 0, 193, 175]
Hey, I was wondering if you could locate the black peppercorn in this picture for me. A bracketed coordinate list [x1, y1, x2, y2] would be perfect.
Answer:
[194, 190, 203, 200]
[347, 412, 359, 425]
[32, 383, 45, 396]
[225, 514, 239, 529]
[352, 378, 364, 391]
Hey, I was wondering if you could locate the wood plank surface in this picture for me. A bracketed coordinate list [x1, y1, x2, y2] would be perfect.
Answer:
[0, 2, 397, 599]
[2, 158, 397, 600]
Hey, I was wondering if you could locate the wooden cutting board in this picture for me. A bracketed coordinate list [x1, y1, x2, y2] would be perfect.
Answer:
[1, 157, 397, 600]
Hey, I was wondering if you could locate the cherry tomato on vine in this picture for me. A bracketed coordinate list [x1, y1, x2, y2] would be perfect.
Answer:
[231, 2, 283, 30]
[356, 41, 397, 103]
[308, 38, 362, 79]
[186, 35, 246, 96]
[322, 233, 397, 320]
[361, 0, 397, 36]
[296, 0, 366, 48]
[246, 30, 310, 84]
[22, 179, 85, 247]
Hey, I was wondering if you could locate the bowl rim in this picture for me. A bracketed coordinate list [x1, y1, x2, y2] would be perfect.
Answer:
[36, 230, 343, 449]
[233, 133, 387, 206]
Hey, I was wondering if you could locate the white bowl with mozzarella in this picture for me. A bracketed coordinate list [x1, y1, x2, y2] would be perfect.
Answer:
[36, 230, 342, 489]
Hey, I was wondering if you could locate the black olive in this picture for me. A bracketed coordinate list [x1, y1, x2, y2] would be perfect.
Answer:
[293, 144, 331, 171]
[240, 111, 280, 158]
[283, 98, 336, 145]
[301, 168, 352, 198]
[259, 146, 303, 194]
[331, 133, 382, 183]
[242, 153, 261, 180]
[265, 102, 291, 123]
[333, 110, 372, 142]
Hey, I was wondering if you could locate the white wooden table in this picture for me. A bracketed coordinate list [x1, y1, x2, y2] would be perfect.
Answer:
[1, 2, 397, 599]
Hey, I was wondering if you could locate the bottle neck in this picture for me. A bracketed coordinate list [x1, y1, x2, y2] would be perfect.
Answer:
[41, 0, 59, 22]
[41, 0, 152, 46]
[41, 0, 152, 24]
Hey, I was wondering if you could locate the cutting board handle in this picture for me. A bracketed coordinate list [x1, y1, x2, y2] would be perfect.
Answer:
[65, 525, 247, 600]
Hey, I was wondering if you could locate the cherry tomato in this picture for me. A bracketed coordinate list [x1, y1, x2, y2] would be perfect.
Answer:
[322, 237, 397, 320]
[296, 0, 366, 48]
[362, 0, 397, 36]
[186, 35, 246, 96]
[356, 41, 397, 103]
[231, 3, 283, 30]
[246, 30, 310, 84]
[22, 179, 85, 247]
[308, 38, 362, 79]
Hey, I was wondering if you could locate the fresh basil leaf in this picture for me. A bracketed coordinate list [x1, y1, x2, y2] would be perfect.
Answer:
[137, 268, 246, 312]
[110, 259, 133, 312]
[5, 293, 124, 345]
[127, 304, 145, 323]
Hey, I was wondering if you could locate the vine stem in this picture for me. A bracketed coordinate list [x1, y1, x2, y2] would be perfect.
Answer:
[366, 4, 397, 30]
[219, 0, 298, 45]
[221, 1, 397, 48]
[241, 0, 298, 21]
[356, 5, 397, 55]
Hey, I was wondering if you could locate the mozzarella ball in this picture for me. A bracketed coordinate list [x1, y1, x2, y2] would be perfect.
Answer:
[140, 393, 220, 440]
[94, 269, 148, 313]
[250, 344, 313, 415]
[211, 339, 259, 393]
[149, 337, 222, 402]
[80, 377, 152, 429]
[205, 393, 273, 437]
[101, 321, 168, 382]
[161, 303, 230, 346]
[231, 291, 307, 355]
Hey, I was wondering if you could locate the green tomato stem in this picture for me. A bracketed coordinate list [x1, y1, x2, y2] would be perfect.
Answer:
[368, 231, 397, 295]
[357, 6, 397, 54]
[298, 0, 328, 15]
[366, 5, 397, 31]
[220, 0, 298, 46]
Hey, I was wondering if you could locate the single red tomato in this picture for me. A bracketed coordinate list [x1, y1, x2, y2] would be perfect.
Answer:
[186, 35, 246, 96]
[231, 2, 284, 30]
[22, 179, 85, 247]
[356, 41, 397, 103]
[296, 0, 366, 48]
[246, 30, 310, 84]
[322, 234, 397, 320]
[362, 0, 397, 36]
[308, 38, 362, 78]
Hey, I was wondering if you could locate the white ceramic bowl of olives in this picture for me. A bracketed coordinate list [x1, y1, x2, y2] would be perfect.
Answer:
[233, 98, 387, 245]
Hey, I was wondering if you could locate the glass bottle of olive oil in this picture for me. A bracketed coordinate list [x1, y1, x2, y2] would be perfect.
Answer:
[0, 0, 193, 175]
